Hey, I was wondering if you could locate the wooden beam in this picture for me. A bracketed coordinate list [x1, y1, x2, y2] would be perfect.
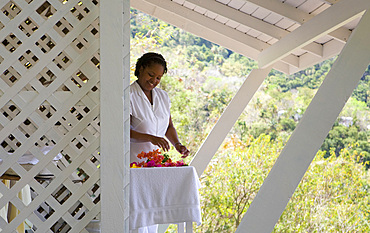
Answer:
[186, 0, 288, 40]
[257, 0, 369, 68]
[133, 0, 291, 74]
[246, 0, 352, 43]
[236, 9, 370, 233]
[100, 0, 129, 232]
[318, 0, 340, 4]
[186, 0, 323, 58]
[138, 0, 267, 52]
[246, 0, 313, 24]
[190, 67, 272, 176]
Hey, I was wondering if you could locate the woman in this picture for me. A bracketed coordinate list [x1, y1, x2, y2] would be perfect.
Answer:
[130, 52, 190, 163]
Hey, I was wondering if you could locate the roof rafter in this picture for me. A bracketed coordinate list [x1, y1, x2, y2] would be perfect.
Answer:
[187, 0, 288, 40]
[246, 0, 352, 43]
[318, 0, 340, 4]
[257, 0, 370, 69]
[137, 0, 267, 51]
[132, 0, 291, 73]
[186, 0, 322, 57]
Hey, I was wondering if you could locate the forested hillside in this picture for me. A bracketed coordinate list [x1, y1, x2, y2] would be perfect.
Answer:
[130, 9, 370, 232]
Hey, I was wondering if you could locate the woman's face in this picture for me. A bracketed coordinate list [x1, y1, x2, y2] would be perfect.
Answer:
[137, 63, 165, 93]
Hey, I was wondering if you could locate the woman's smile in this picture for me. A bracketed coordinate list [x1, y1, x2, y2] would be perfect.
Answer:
[137, 63, 165, 94]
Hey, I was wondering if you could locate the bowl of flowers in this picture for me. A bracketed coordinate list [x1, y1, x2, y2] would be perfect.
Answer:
[130, 149, 188, 168]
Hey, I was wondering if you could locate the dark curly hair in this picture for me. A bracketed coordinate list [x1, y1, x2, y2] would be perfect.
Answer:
[134, 52, 168, 77]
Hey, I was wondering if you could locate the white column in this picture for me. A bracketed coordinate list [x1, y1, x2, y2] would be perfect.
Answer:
[157, 68, 271, 233]
[190, 67, 271, 176]
[236, 9, 370, 233]
[100, 0, 130, 232]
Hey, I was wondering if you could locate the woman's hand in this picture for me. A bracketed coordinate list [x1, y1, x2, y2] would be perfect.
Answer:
[175, 143, 190, 158]
[149, 135, 170, 152]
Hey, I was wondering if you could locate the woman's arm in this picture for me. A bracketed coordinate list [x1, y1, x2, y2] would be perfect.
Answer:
[165, 115, 190, 158]
[130, 129, 170, 151]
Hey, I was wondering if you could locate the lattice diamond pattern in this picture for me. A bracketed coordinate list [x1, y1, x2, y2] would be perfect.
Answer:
[18, 18, 39, 37]
[18, 50, 39, 69]
[36, 1, 57, 20]
[2, 1, 22, 20]
[0, 0, 101, 232]
[0, 21, 5, 31]
[35, 34, 56, 54]
[1, 66, 21, 86]
[54, 17, 73, 37]
[2, 33, 22, 53]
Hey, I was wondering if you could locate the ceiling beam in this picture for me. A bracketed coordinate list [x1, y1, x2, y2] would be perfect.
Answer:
[136, 0, 267, 52]
[246, 0, 352, 43]
[246, 0, 313, 24]
[186, 0, 323, 57]
[257, 0, 370, 68]
[132, 0, 291, 73]
[318, 0, 341, 4]
[186, 0, 288, 40]
[237, 9, 370, 232]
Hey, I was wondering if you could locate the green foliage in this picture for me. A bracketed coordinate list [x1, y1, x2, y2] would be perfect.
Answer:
[276, 147, 370, 232]
[195, 135, 370, 232]
[197, 135, 282, 231]
[321, 121, 370, 168]
[131, 9, 370, 232]
[266, 59, 334, 92]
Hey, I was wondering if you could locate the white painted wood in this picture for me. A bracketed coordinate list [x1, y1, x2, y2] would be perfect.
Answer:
[190, 67, 271, 176]
[100, 0, 129, 232]
[298, 39, 345, 71]
[236, 9, 370, 233]
[186, 222, 193, 232]
[302, 42, 323, 57]
[246, 0, 311, 24]
[143, 0, 267, 51]
[257, 0, 369, 68]
[246, 0, 352, 43]
[319, 0, 340, 4]
[178, 222, 185, 233]
[132, 0, 290, 74]
[186, 0, 288, 40]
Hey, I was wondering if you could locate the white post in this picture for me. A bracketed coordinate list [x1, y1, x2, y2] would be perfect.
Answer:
[190, 67, 271, 176]
[101, 0, 130, 232]
[236, 9, 370, 233]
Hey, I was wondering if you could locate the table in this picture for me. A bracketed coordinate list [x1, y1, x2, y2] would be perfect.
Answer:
[130, 166, 201, 232]
[0, 146, 62, 231]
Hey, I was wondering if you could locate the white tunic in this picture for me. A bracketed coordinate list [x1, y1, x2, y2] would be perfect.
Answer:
[130, 81, 171, 163]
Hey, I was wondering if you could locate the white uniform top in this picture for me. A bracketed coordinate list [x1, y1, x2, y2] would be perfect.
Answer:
[130, 81, 171, 163]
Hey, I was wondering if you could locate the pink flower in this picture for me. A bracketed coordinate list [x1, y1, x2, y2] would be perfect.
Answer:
[131, 149, 188, 168]
[147, 160, 156, 167]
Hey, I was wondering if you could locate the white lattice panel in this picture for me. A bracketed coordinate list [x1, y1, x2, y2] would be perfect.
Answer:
[0, 0, 101, 232]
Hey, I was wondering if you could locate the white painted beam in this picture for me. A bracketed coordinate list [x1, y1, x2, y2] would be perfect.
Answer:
[139, 0, 268, 52]
[246, 0, 352, 43]
[319, 0, 340, 4]
[100, 0, 129, 232]
[133, 0, 290, 74]
[257, 0, 369, 68]
[236, 9, 370, 233]
[186, 0, 323, 58]
[190, 67, 272, 176]
[186, 0, 288, 40]
[246, 0, 313, 24]
[302, 42, 323, 57]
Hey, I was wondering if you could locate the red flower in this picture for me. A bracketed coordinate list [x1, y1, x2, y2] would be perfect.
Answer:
[130, 149, 188, 168]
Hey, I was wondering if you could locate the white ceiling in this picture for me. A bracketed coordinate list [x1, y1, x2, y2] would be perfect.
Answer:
[132, 0, 370, 74]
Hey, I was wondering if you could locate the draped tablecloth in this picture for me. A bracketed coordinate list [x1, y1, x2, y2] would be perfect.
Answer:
[130, 166, 201, 230]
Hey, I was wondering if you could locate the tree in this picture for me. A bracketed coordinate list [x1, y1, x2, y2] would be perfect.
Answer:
[195, 134, 370, 232]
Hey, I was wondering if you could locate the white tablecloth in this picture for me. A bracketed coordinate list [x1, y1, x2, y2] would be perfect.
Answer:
[130, 166, 201, 230]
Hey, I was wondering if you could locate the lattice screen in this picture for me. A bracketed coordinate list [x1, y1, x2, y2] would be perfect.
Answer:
[0, 0, 101, 232]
